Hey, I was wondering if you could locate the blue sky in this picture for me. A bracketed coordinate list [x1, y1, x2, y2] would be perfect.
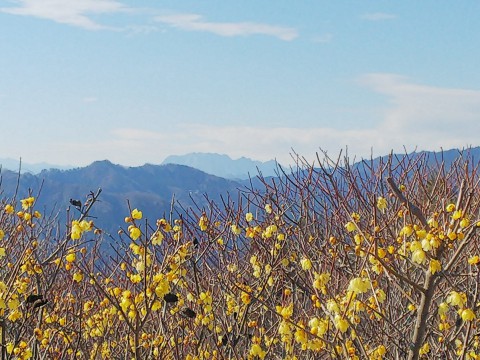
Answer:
[1, 1, 479, 167]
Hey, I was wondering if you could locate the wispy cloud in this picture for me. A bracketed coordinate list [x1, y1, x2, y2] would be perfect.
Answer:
[361, 12, 397, 21]
[42, 74, 480, 167]
[154, 13, 298, 41]
[358, 73, 480, 151]
[0, 0, 129, 30]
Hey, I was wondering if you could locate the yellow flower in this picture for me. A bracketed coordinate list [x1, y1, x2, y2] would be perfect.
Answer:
[230, 224, 241, 235]
[0, 248, 5, 258]
[73, 272, 83, 282]
[468, 255, 480, 265]
[4, 204, 14, 214]
[300, 258, 312, 271]
[461, 308, 475, 321]
[265, 204, 273, 214]
[460, 218, 470, 228]
[313, 272, 331, 290]
[198, 215, 208, 231]
[131, 208, 142, 220]
[0, 229, 4, 241]
[447, 291, 466, 308]
[66, 253, 76, 263]
[446, 203, 456, 212]
[7, 309, 22, 322]
[20, 196, 35, 210]
[401, 225, 414, 237]
[129, 226, 141, 240]
[377, 197, 387, 211]
[452, 210, 463, 220]
[71, 221, 83, 240]
[429, 259, 442, 274]
[240, 291, 251, 305]
[419, 342, 430, 355]
[151, 231, 164, 245]
[348, 277, 370, 294]
[334, 315, 349, 333]
[411, 249, 426, 264]
[376, 345, 387, 356]
[438, 302, 449, 316]
[245, 212, 254, 222]
[249, 344, 266, 359]
[345, 222, 356, 233]
[428, 218, 439, 228]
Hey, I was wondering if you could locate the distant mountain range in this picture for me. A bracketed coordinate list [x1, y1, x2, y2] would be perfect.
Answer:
[0, 158, 72, 173]
[162, 153, 280, 179]
[1, 147, 478, 235]
[0, 160, 242, 234]
[0, 153, 280, 180]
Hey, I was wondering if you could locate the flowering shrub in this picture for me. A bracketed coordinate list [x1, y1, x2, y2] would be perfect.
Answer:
[1, 150, 480, 359]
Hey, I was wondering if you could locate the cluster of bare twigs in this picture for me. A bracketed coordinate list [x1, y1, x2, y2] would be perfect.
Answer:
[1, 149, 480, 359]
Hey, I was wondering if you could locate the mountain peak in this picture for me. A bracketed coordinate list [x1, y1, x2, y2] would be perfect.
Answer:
[162, 153, 279, 179]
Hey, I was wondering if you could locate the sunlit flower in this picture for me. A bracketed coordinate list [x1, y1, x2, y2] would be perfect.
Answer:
[429, 259, 442, 274]
[21, 196, 35, 210]
[438, 302, 449, 316]
[71, 221, 82, 240]
[130, 208, 142, 220]
[377, 197, 387, 211]
[129, 226, 141, 240]
[468, 255, 480, 265]
[345, 222, 356, 233]
[419, 342, 430, 355]
[452, 210, 463, 220]
[300, 258, 312, 270]
[66, 253, 76, 263]
[151, 231, 164, 245]
[447, 291, 466, 308]
[401, 225, 414, 237]
[461, 308, 475, 321]
[73, 272, 83, 282]
[313, 272, 330, 291]
[4, 204, 14, 214]
[265, 204, 273, 214]
[412, 249, 426, 264]
[198, 215, 208, 231]
[460, 217, 470, 228]
[446, 203, 456, 212]
[348, 277, 370, 294]
[245, 212, 254, 222]
[249, 344, 266, 359]
[230, 224, 241, 235]
[334, 315, 349, 333]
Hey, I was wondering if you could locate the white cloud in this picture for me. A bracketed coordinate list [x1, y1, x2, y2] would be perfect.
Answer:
[9, 73, 480, 168]
[154, 13, 298, 41]
[0, 0, 129, 30]
[358, 73, 480, 151]
[100, 75, 480, 166]
[361, 13, 397, 21]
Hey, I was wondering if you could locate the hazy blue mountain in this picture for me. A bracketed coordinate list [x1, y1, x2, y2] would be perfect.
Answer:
[355, 147, 480, 173]
[1, 147, 477, 235]
[162, 153, 280, 179]
[0, 160, 242, 234]
[0, 158, 72, 174]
